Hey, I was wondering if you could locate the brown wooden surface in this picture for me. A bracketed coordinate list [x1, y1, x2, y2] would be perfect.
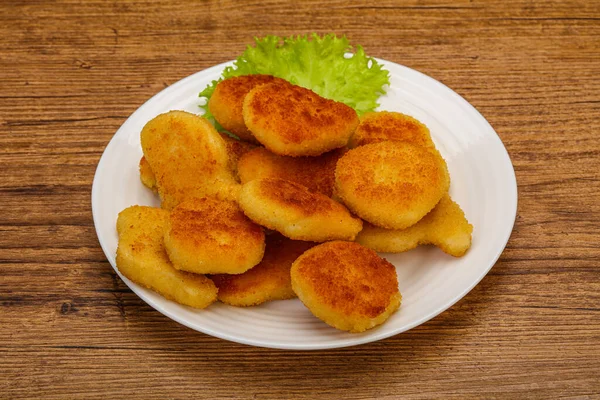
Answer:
[1, 0, 599, 398]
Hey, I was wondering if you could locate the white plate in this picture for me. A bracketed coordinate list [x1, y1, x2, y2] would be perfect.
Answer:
[92, 59, 517, 350]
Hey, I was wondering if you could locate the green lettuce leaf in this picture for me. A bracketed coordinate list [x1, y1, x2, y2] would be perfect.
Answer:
[199, 33, 389, 121]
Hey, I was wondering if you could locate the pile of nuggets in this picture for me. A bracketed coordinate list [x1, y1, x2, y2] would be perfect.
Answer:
[116, 75, 473, 333]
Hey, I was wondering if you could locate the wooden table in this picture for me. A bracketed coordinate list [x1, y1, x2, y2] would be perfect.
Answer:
[2, 0, 599, 398]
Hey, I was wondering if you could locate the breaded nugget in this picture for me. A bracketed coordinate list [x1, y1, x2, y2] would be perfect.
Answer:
[138, 132, 255, 189]
[349, 111, 436, 149]
[116, 206, 217, 309]
[243, 80, 359, 156]
[209, 75, 286, 143]
[140, 110, 238, 210]
[239, 178, 363, 242]
[356, 194, 473, 257]
[237, 147, 344, 197]
[164, 197, 265, 275]
[291, 241, 401, 333]
[335, 141, 450, 229]
[139, 156, 157, 193]
[211, 234, 315, 307]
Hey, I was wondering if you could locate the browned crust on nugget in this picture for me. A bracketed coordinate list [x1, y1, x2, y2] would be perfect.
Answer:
[239, 178, 363, 242]
[219, 132, 257, 181]
[293, 242, 398, 318]
[255, 178, 338, 215]
[164, 197, 265, 274]
[243, 81, 359, 156]
[291, 241, 401, 332]
[139, 132, 255, 188]
[335, 141, 450, 229]
[116, 206, 217, 309]
[209, 75, 286, 143]
[237, 147, 344, 197]
[140, 111, 238, 210]
[349, 111, 436, 149]
[356, 194, 473, 257]
[210, 234, 315, 306]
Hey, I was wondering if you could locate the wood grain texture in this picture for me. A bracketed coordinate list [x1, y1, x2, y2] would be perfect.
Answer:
[1, 0, 599, 398]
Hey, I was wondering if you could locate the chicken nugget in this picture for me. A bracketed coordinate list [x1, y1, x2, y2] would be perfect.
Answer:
[237, 147, 344, 197]
[164, 197, 265, 275]
[243, 80, 359, 157]
[211, 234, 315, 307]
[356, 194, 473, 257]
[335, 141, 450, 230]
[139, 131, 255, 190]
[291, 241, 401, 333]
[116, 206, 217, 309]
[140, 110, 238, 210]
[209, 75, 286, 143]
[349, 111, 436, 149]
[238, 178, 363, 242]
[139, 156, 157, 193]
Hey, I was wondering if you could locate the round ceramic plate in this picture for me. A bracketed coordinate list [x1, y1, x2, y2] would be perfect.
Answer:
[92, 59, 517, 350]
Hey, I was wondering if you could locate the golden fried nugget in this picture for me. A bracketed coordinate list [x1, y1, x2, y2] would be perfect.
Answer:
[209, 75, 286, 143]
[243, 80, 359, 156]
[116, 206, 217, 309]
[356, 194, 473, 257]
[237, 147, 344, 197]
[140, 111, 238, 210]
[164, 197, 265, 275]
[239, 178, 363, 242]
[335, 141, 450, 230]
[139, 132, 255, 189]
[139, 156, 157, 193]
[211, 234, 315, 307]
[349, 111, 436, 149]
[291, 241, 401, 333]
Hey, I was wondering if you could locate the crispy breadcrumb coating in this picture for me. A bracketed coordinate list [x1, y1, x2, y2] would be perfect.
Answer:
[238, 178, 362, 242]
[209, 75, 286, 143]
[211, 234, 314, 306]
[291, 241, 401, 333]
[243, 80, 358, 156]
[164, 197, 265, 274]
[335, 141, 450, 229]
[237, 147, 344, 197]
[349, 111, 435, 149]
[356, 194, 473, 257]
[140, 111, 238, 209]
[116, 205, 217, 309]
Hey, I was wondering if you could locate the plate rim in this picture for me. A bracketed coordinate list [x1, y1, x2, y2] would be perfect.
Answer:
[92, 58, 518, 350]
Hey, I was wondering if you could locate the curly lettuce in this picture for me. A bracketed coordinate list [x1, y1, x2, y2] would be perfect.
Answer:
[199, 34, 389, 120]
